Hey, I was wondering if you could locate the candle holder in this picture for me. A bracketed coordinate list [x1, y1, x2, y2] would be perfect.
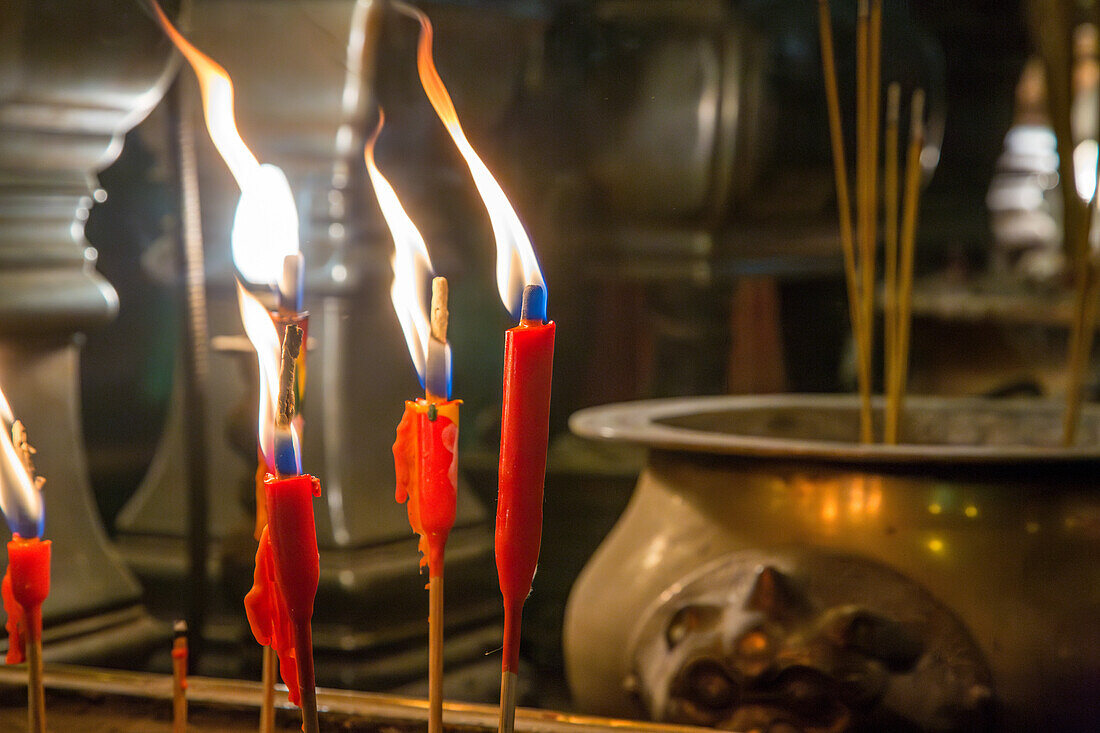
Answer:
[567, 395, 1100, 731]
[0, 0, 177, 664]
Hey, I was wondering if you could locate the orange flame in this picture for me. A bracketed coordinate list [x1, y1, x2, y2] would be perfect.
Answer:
[395, 2, 544, 319]
[150, 1, 299, 286]
[236, 283, 297, 468]
[365, 112, 441, 384]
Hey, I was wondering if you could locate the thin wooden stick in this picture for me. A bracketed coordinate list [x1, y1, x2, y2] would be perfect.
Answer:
[429, 573, 445, 733]
[1026, 1, 1094, 443]
[864, 0, 883, 419]
[1064, 269, 1100, 444]
[172, 620, 189, 733]
[895, 89, 925, 420]
[817, 0, 872, 442]
[26, 634, 44, 733]
[1066, 21, 1100, 443]
[856, 0, 874, 442]
[1061, 1, 1100, 445]
[259, 645, 277, 733]
[883, 83, 902, 443]
[498, 669, 518, 733]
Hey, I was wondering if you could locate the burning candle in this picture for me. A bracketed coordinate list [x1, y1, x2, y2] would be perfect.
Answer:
[0, 385, 50, 733]
[391, 7, 556, 730]
[367, 113, 458, 733]
[244, 325, 322, 733]
[147, 6, 312, 731]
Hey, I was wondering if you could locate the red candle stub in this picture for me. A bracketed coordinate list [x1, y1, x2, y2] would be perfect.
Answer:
[496, 318, 555, 672]
[2, 536, 51, 665]
[244, 474, 320, 707]
[394, 399, 460, 578]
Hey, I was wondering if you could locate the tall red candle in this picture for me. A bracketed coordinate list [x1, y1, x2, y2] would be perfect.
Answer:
[2, 536, 50, 665]
[496, 286, 555, 673]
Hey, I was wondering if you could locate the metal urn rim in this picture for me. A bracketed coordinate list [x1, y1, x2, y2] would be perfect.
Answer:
[568, 394, 1100, 464]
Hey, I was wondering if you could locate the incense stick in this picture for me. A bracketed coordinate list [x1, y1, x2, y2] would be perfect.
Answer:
[883, 83, 901, 443]
[1026, 1, 1093, 443]
[817, 0, 872, 442]
[1063, 7, 1100, 445]
[863, 1, 882, 429]
[428, 276, 448, 733]
[172, 620, 189, 733]
[894, 89, 925, 426]
[855, 2, 873, 442]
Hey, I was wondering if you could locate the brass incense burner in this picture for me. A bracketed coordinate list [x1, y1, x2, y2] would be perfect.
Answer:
[566, 395, 1100, 732]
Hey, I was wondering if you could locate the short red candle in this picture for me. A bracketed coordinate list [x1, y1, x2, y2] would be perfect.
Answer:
[2, 536, 51, 665]
[394, 399, 460, 577]
[244, 474, 320, 708]
[496, 318, 555, 672]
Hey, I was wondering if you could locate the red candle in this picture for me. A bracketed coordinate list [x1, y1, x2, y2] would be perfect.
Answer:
[2, 536, 51, 665]
[244, 473, 320, 707]
[496, 286, 555, 673]
[393, 399, 460, 578]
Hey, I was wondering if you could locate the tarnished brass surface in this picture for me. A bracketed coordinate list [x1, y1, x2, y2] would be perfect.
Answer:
[566, 395, 1100, 731]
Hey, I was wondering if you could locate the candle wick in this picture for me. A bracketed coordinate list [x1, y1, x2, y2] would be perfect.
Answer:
[430, 276, 449, 345]
[277, 324, 303, 428]
[11, 420, 44, 491]
[426, 276, 451, 402]
[520, 283, 546, 323]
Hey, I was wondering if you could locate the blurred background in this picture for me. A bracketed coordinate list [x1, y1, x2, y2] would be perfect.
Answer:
[11, 0, 1100, 727]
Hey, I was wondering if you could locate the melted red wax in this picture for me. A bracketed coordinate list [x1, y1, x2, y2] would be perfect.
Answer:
[2, 569, 24, 664]
[244, 474, 321, 709]
[393, 399, 459, 577]
[244, 525, 301, 705]
[496, 319, 554, 672]
[2, 536, 51, 665]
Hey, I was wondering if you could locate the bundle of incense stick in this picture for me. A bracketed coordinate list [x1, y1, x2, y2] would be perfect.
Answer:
[1026, 0, 1100, 445]
[817, 0, 925, 444]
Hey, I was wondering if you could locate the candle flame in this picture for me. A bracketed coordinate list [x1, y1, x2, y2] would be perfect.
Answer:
[396, 2, 545, 320]
[150, 1, 299, 286]
[0, 384, 44, 538]
[237, 283, 299, 469]
[365, 112, 450, 390]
